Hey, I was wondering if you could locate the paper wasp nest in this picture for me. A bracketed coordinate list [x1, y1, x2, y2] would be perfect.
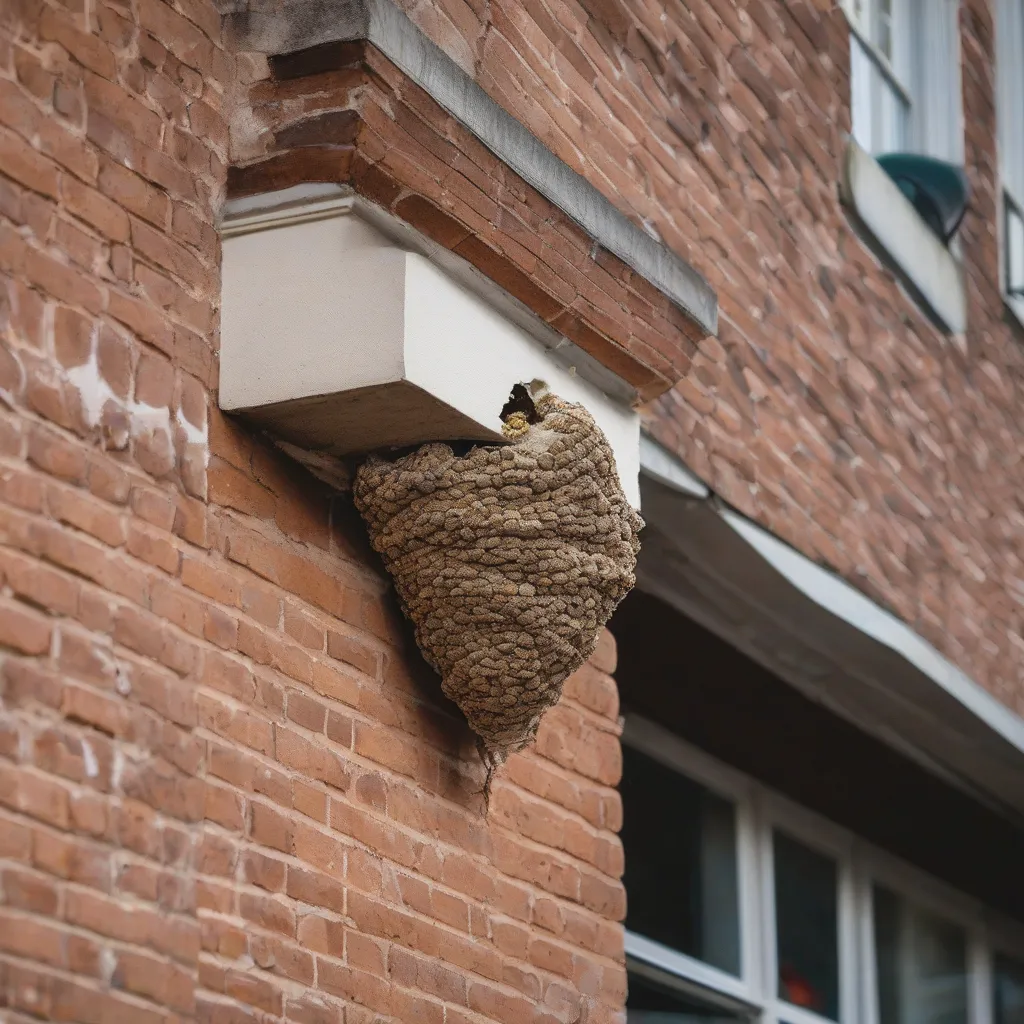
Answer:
[353, 389, 642, 770]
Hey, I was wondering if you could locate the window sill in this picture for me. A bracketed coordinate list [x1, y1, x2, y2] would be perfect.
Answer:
[840, 139, 967, 334]
[1006, 294, 1024, 334]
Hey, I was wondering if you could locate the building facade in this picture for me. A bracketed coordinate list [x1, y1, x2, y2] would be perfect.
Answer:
[2, 0, 1024, 1022]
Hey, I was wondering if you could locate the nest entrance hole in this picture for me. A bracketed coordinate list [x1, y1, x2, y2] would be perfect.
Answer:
[499, 382, 544, 426]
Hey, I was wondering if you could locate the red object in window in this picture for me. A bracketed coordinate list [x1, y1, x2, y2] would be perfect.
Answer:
[780, 964, 821, 1011]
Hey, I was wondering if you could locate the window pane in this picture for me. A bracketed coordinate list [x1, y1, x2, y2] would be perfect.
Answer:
[994, 955, 1024, 1024]
[850, 36, 909, 154]
[878, 75, 909, 153]
[996, 0, 1024, 198]
[774, 832, 840, 1020]
[874, 886, 968, 1024]
[851, 35, 876, 152]
[620, 744, 741, 976]
[1007, 199, 1024, 295]
[627, 971, 747, 1023]
[877, 0, 894, 58]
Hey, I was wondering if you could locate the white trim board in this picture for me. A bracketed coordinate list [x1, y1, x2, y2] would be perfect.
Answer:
[219, 193, 642, 504]
[220, 186, 640, 407]
[636, 438, 1024, 817]
[638, 434, 709, 499]
[722, 510, 1024, 758]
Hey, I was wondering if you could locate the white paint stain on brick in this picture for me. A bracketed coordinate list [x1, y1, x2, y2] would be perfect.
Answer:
[81, 738, 99, 778]
[63, 326, 209, 467]
[176, 402, 211, 475]
[65, 343, 118, 427]
[99, 946, 118, 985]
[114, 663, 131, 696]
[131, 400, 173, 437]
[111, 749, 125, 791]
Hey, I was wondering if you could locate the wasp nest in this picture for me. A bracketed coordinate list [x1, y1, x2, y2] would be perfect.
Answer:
[353, 389, 642, 771]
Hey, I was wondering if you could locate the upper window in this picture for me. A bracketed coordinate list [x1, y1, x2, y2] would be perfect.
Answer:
[839, 0, 967, 333]
[996, 0, 1024, 312]
[846, 0, 963, 163]
[621, 715, 1024, 1024]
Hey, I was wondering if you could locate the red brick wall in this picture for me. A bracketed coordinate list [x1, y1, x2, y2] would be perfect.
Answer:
[0, 0, 628, 1021]
[4, 0, 1024, 1020]
[374, 0, 1024, 710]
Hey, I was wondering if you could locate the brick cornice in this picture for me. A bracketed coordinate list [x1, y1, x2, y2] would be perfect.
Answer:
[224, 3, 716, 401]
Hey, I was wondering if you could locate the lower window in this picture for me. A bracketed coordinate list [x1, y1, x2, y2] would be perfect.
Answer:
[626, 968, 749, 1023]
[874, 886, 967, 1024]
[621, 715, 1024, 1024]
[620, 742, 741, 977]
[994, 955, 1024, 1024]
[774, 831, 840, 1020]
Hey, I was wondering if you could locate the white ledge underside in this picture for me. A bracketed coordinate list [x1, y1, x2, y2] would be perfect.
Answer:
[638, 453, 1024, 819]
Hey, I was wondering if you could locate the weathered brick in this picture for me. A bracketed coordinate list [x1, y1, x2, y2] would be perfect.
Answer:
[0, 596, 53, 654]
[97, 157, 171, 228]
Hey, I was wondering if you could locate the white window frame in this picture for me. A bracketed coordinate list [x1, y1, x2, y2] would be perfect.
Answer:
[996, 0, 1024, 327]
[846, 0, 913, 156]
[838, 0, 967, 335]
[1002, 193, 1024, 326]
[842, 0, 964, 164]
[622, 714, 1024, 1024]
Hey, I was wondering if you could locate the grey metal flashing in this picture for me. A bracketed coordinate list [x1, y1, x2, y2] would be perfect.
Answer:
[637, 437, 1024, 819]
[639, 433, 709, 499]
[224, 0, 718, 338]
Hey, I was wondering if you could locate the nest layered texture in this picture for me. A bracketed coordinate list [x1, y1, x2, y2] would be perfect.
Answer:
[353, 393, 642, 761]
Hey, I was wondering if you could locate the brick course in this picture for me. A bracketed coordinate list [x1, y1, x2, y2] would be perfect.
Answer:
[228, 40, 708, 400]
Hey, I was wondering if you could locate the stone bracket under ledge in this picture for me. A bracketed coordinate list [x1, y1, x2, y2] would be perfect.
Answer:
[219, 189, 642, 506]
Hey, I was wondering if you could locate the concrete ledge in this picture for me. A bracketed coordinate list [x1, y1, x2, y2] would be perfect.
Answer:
[224, 0, 717, 340]
[228, 41, 704, 400]
[220, 195, 642, 504]
[841, 139, 967, 334]
[222, 184, 639, 407]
